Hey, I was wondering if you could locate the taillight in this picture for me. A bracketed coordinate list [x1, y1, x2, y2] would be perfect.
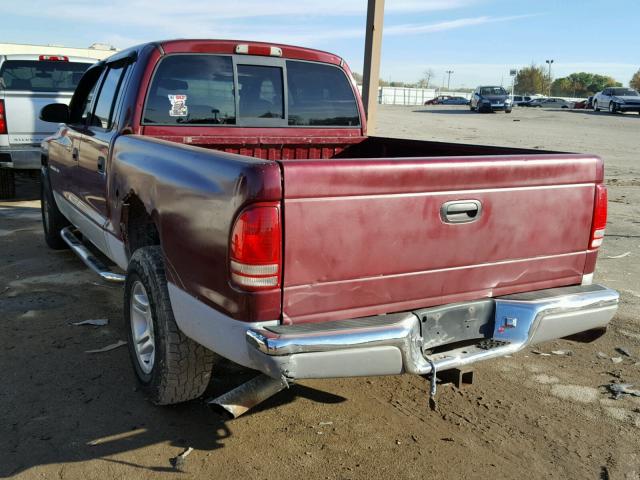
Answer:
[234, 44, 282, 57]
[230, 204, 281, 291]
[39, 55, 68, 61]
[0, 100, 6, 135]
[589, 184, 607, 249]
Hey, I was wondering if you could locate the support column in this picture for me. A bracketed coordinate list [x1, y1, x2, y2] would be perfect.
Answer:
[361, 0, 385, 134]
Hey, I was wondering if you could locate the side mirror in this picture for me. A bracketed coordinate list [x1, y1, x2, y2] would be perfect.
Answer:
[40, 103, 69, 123]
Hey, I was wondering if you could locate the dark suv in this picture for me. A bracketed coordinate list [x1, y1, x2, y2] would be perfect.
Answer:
[470, 86, 512, 113]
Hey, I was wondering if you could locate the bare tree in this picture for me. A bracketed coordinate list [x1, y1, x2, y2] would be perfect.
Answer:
[417, 69, 435, 89]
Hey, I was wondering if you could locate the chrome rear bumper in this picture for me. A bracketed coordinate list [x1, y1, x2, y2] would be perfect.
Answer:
[246, 285, 618, 380]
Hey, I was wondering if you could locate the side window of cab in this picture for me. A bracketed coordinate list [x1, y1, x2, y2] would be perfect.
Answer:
[68, 66, 105, 127]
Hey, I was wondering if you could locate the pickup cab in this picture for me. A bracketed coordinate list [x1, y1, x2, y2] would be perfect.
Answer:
[39, 40, 618, 410]
[0, 54, 95, 198]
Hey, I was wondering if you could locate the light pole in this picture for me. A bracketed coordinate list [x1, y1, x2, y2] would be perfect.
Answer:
[545, 59, 554, 96]
[446, 70, 453, 90]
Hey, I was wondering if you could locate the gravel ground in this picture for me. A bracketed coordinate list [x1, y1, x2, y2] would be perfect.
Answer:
[1, 105, 639, 479]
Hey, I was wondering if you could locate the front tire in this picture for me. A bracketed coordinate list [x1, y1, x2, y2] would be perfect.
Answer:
[609, 102, 617, 114]
[505, 108, 512, 114]
[0, 169, 16, 199]
[125, 246, 214, 405]
[41, 171, 70, 249]
[594, 101, 600, 111]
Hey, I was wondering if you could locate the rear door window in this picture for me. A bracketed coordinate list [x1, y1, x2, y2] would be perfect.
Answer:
[144, 55, 236, 125]
[286, 61, 360, 126]
[0, 60, 90, 92]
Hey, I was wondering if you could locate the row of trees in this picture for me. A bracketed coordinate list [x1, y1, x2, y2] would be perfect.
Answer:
[515, 65, 622, 97]
[354, 67, 640, 96]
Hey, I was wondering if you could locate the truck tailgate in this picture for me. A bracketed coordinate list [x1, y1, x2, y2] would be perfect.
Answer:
[2, 91, 73, 143]
[279, 154, 602, 324]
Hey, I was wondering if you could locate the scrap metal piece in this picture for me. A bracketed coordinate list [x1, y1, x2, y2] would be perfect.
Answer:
[85, 340, 126, 353]
[426, 357, 438, 411]
[209, 374, 288, 418]
[438, 368, 474, 389]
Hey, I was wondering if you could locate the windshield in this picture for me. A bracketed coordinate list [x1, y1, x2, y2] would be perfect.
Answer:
[479, 86, 507, 96]
[0, 60, 90, 92]
[611, 88, 639, 96]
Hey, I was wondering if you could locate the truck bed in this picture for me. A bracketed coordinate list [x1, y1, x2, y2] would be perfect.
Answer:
[140, 131, 599, 325]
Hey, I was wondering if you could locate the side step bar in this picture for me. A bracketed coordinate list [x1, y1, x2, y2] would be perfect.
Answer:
[60, 227, 125, 283]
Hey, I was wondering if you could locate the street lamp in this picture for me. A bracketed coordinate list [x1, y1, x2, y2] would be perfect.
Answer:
[446, 70, 454, 91]
[545, 59, 554, 96]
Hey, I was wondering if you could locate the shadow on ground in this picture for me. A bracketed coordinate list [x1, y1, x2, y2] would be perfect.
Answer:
[0, 175, 346, 477]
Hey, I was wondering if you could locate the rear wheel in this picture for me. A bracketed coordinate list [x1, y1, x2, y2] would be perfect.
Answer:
[505, 108, 512, 114]
[125, 246, 215, 405]
[40, 172, 70, 249]
[0, 169, 16, 199]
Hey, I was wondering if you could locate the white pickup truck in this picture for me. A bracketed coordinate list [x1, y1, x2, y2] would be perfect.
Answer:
[0, 54, 95, 198]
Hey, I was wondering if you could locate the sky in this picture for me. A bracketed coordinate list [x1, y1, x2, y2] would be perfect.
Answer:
[1, 0, 639, 88]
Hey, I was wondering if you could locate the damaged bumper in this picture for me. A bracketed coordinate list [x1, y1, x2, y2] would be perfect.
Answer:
[246, 284, 619, 380]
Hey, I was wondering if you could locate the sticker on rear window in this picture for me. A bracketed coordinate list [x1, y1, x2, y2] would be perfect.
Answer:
[168, 94, 188, 117]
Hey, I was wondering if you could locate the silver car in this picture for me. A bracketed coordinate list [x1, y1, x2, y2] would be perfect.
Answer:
[593, 87, 640, 114]
[0, 54, 95, 198]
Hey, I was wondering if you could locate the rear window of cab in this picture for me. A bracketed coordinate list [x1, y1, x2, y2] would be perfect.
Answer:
[142, 54, 360, 127]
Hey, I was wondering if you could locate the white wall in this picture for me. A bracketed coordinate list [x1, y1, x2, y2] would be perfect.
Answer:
[0, 42, 117, 60]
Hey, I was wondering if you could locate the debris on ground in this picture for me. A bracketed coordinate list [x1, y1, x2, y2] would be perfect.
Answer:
[610, 357, 623, 364]
[70, 319, 109, 327]
[171, 447, 194, 469]
[85, 340, 126, 354]
[604, 251, 631, 259]
[597, 352, 609, 359]
[318, 421, 333, 426]
[532, 350, 552, 356]
[605, 383, 640, 399]
[551, 350, 573, 356]
[615, 347, 632, 357]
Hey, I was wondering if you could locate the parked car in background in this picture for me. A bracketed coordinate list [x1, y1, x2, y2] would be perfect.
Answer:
[39, 39, 617, 413]
[424, 95, 452, 105]
[0, 54, 95, 197]
[524, 97, 571, 109]
[511, 95, 532, 106]
[440, 96, 470, 105]
[572, 99, 588, 109]
[470, 86, 512, 113]
[593, 87, 640, 114]
[586, 96, 594, 109]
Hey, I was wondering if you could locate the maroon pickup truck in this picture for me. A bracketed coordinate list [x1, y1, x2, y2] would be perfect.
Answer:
[39, 40, 618, 413]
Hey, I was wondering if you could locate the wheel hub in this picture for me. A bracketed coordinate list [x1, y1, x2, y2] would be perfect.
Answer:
[130, 281, 156, 374]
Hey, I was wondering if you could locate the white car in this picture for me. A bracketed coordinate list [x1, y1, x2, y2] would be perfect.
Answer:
[593, 87, 640, 114]
[0, 54, 95, 197]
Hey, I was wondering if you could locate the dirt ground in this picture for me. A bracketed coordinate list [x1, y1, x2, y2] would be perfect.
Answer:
[1, 106, 639, 479]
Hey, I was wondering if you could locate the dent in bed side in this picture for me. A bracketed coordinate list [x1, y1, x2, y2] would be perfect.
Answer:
[109, 134, 283, 322]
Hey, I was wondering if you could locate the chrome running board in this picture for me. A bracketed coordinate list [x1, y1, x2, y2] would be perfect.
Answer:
[60, 226, 125, 283]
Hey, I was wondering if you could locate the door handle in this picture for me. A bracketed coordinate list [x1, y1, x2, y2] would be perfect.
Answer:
[72, 148, 79, 161]
[441, 200, 482, 224]
[97, 156, 106, 174]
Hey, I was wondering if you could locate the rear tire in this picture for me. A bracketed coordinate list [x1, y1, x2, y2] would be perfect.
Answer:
[40, 171, 70, 249]
[505, 109, 512, 114]
[125, 246, 215, 405]
[0, 169, 16, 199]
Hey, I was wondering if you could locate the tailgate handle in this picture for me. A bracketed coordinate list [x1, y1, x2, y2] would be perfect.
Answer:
[441, 200, 482, 224]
